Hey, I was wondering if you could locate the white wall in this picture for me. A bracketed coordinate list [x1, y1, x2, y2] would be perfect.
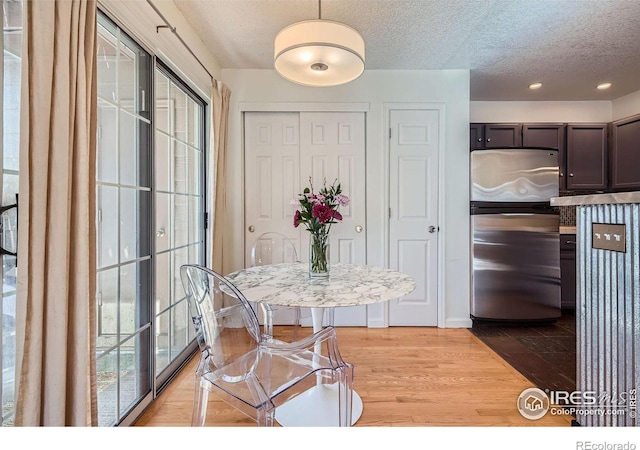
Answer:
[612, 90, 640, 121]
[221, 69, 472, 328]
[470, 101, 612, 123]
[470, 93, 640, 123]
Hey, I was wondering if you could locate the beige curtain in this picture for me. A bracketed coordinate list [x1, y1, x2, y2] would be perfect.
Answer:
[211, 80, 231, 273]
[14, 0, 98, 426]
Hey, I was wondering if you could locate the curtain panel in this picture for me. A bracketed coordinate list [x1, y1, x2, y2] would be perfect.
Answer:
[15, 0, 98, 426]
[211, 80, 231, 273]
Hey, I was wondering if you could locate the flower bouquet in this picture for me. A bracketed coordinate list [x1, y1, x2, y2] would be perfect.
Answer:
[292, 178, 350, 277]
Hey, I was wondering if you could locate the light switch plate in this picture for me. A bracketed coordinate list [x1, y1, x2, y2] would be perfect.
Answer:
[592, 223, 626, 252]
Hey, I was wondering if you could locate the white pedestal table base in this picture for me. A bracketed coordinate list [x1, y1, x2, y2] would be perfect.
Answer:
[275, 383, 363, 426]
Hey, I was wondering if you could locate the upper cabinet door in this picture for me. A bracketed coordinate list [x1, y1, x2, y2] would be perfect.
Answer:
[470, 123, 485, 150]
[610, 114, 640, 191]
[484, 123, 522, 148]
[523, 124, 567, 190]
[470, 123, 522, 149]
[566, 124, 608, 191]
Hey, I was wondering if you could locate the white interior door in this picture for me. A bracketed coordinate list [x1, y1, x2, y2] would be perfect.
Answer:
[244, 112, 302, 264]
[244, 111, 366, 326]
[299, 112, 366, 326]
[388, 109, 440, 326]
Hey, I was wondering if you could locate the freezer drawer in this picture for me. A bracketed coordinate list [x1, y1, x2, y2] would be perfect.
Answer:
[471, 213, 560, 321]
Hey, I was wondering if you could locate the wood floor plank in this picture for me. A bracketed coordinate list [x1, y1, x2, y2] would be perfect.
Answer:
[135, 327, 572, 427]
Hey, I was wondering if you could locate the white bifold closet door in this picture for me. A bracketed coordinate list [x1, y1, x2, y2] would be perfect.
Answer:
[244, 111, 366, 326]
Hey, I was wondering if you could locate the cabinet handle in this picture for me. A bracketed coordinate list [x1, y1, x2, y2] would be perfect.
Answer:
[566, 240, 576, 245]
[569, 173, 574, 177]
[486, 138, 491, 142]
[477, 138, 482, 142]
[559, 172, 564, 177]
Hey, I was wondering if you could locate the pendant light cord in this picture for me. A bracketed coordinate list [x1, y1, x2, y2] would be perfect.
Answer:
[318, 0, 322, 19]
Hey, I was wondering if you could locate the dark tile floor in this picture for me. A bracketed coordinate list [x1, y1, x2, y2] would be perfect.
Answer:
[470, 310, 577, 394]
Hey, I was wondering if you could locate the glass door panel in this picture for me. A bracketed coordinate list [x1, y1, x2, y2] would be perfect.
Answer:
[153, 64, 204, 384]
[1, 0, 22, 427]
[96, 13, 152, 426]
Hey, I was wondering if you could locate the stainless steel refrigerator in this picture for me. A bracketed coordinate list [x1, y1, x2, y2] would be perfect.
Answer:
[470, 147, 561, 322]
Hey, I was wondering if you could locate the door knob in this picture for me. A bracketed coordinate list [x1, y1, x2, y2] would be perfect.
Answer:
[248, 225, 255, 233]
[428, 225, 438, 233]
[355, 225, 363, 233]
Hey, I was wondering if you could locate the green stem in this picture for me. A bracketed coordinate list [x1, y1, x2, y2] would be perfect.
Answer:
[310, 232, 329, 274]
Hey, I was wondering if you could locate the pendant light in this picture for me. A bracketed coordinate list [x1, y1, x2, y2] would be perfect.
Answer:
[274, 0, 365, 87]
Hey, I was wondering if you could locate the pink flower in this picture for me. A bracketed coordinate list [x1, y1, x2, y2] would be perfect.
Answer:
[332, 210, 343, 221]
[336, 193, 350, 207]
[290, 196, 301, 207]
[312, 204, 333, 223]
[293, 210, 302, 228]
[316, 194, 326, 202]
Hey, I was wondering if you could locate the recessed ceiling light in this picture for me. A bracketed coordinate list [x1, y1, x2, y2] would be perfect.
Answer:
[597, 82, 612, 90]
[528, 82, 543, 90]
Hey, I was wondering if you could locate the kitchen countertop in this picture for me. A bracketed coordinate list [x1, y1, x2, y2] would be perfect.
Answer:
[560, 226, 576, 234]
[551, 191, 640, 207]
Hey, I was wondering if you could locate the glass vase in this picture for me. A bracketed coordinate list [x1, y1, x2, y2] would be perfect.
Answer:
[309, 233, 330, 278]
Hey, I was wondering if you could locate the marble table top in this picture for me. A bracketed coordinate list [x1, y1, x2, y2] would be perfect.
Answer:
[225, 262, 416, 308]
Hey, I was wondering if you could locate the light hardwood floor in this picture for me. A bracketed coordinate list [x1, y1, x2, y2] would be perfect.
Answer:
[135, 326, 572, 427]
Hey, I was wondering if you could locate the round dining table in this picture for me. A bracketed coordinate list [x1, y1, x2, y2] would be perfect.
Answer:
[225, 262, 416, 426]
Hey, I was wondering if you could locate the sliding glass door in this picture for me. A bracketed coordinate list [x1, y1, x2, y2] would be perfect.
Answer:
[0, 6, 206, 427]
[96, 11, 205, 425]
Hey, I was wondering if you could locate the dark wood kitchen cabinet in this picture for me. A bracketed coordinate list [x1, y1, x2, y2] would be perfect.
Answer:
[609, 114, 640, 191]
[523, 123, 567, 190]
[565, 124, 608, 191]
[470, 123, 522, 149]
[470, 123, 484, 150]
[560, 234, 576, 311]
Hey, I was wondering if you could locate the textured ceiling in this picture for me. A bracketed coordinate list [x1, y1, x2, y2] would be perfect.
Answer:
[172, 0, 640, 101]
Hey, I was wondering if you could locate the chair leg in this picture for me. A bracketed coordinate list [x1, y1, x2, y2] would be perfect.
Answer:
[259, 303, 274, 338]
[191, 377, 209, 426]
[256, 404, 275, 426]
[337, 365, 354, 427]
[291, 307, 302, 341]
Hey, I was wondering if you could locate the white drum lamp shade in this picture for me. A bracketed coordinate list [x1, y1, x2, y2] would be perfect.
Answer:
[274, 20, 365, 87]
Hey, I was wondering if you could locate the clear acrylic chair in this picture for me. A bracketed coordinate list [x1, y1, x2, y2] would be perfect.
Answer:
[250, 231, 299, 267]
[250, 231, 309, 340]
[179, 264, 354, 426]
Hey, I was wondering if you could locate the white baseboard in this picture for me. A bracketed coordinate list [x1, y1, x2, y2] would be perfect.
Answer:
[366, 317, 387, 328]
[363, 317, 473, 328]
[444, 317, 473, 328]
